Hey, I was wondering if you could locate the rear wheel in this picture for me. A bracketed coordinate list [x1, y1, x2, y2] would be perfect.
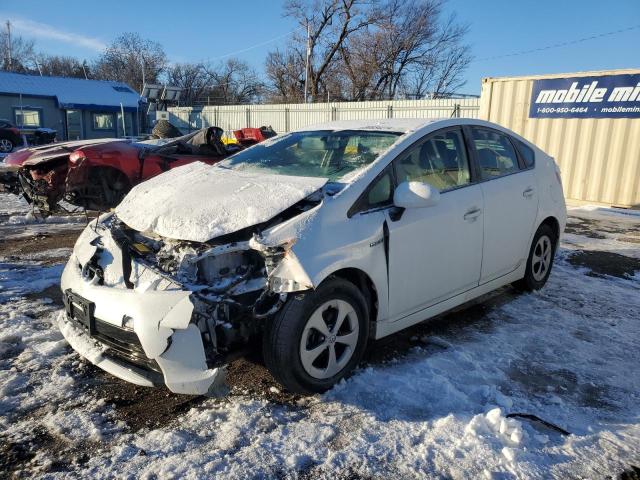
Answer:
[72, 168, 131, 210]
[263, 277, 369, 394]
[514, 223, 557, 291]
[0, 138, 14, 153]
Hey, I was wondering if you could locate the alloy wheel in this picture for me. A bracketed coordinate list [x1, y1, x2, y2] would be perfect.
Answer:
[0, 139, 13, 153]
[299, 299, 360, 379]
[532, 234, 552, 281]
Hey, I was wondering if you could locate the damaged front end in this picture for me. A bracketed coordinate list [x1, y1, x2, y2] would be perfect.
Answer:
[60, 194, 319, 395]
[18, 156, 69, 213]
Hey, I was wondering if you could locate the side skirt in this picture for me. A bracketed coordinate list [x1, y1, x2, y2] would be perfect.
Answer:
[373, 266, 525, 340]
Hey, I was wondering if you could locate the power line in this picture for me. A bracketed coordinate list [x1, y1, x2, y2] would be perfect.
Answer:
[473, 24, 640, 63]
[211, 27, 303, 61]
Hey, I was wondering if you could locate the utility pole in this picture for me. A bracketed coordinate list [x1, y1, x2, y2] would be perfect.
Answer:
[33, 57, 42, 76]
[304, 21, 311, 103]
[6, 20, 12, 71]
[82, 61, 88, 79]
[140, 57, 146, 95]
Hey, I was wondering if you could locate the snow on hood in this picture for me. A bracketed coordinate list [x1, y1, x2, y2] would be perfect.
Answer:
[115, 162, 327, 242]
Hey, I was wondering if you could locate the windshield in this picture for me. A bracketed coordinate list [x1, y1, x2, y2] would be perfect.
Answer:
[219, 129, 402, 181]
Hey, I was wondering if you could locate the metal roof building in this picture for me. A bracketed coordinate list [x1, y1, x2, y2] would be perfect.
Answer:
[0, 71, 143, 141]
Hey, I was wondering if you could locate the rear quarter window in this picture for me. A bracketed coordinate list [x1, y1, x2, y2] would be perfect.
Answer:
[515, 139, 535, 168]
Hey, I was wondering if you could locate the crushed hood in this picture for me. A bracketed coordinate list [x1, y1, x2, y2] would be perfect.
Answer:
[21, 138, 125, 167]
[115, 162, 327, 242]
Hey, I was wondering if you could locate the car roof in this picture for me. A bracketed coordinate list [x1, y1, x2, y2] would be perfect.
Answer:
[297, 118, 444, 133]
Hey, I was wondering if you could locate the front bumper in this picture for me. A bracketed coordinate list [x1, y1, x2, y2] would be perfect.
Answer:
[60, 249, 225, 395]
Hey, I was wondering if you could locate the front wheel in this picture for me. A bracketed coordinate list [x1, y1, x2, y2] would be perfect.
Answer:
[514, 223, 557, 291]
[263, 277, 369, 394]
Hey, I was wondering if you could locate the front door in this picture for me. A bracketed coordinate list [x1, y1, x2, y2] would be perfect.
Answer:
[66, 110, 82, 140]
[467, 126, 539, 283]
[385, 127, 484, 320]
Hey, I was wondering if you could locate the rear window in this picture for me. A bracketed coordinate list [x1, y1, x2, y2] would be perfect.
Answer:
[515, 139, 535, 168]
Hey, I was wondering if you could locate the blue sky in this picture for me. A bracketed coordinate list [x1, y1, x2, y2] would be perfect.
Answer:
[2, 0, 639, 94]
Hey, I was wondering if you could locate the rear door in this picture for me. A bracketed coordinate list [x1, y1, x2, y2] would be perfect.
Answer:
[467, 126, 539, 284]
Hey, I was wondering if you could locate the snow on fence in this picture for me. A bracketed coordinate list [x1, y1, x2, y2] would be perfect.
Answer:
[167, 98, 480, 135]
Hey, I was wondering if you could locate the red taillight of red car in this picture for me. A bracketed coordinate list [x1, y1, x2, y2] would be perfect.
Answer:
[69, 150, 85, 163]
[9, 127, 20, 135]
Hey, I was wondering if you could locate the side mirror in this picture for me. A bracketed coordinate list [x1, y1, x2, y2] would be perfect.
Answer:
[393, 181, 440, 209]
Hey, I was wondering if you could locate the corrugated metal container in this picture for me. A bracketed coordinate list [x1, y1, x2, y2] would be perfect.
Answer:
[479, 69, 640, 208]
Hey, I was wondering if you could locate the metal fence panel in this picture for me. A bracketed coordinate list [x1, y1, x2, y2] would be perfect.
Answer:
[168, 98, 480, 138]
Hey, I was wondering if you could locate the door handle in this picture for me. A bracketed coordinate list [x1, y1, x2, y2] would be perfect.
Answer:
[523, 187, 535, 198]
[464, 207, 482, 221]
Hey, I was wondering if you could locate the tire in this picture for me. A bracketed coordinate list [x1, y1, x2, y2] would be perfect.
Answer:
[513, 223, 557, 292]
[151, 120, 182, 139]
[76, 168, 131, 210]
[0, 137, 14, 153]
[263, 277, 370, 394]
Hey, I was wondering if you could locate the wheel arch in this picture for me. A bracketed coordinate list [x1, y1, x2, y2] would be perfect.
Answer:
[539, 215, 560, 240]
[321, 267, 379, 336]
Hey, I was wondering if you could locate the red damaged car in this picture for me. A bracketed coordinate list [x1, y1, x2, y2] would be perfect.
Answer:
[1, 127, 248, 213]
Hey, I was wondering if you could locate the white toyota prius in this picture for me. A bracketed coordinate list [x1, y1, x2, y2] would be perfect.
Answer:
[59, 118, 566, 394]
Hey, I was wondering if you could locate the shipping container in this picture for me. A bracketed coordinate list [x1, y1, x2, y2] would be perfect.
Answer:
[479, 69, 640, 208]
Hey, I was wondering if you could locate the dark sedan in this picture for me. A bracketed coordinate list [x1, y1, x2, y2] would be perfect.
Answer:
[0, 119, 22, 153]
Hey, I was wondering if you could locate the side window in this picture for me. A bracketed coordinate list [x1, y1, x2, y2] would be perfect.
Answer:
[92, 113, 115, 130]
[515, 139, 535, 168]
[470, 127, 520, 180]
[394, 128, 471, 191]
[349, 165, 394, 216]
[14, 108, 42, 128]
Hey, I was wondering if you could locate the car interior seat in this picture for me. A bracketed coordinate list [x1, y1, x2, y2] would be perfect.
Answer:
[477, 148, 499, 174]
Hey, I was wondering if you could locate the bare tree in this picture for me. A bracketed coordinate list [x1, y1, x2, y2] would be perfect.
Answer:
[35, 55, 89, 78]
[265, 49, 306, 102]
[280, 0, 382, 100]
[342, 0, 470, 99]
[168, 59, 263, 106]
[208, 59, 264, 104]
[267, 0, 471, 101]
[403, 44, 471, 99]
[0, 24, 36, 73]
[166, 62, 214, 105]
[93, 33, 167, 92]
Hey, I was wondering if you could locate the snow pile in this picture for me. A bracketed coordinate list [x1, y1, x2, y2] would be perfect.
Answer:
[6, 213, 85, 226]
[465, 408, 527, 464]
[0, 192, 31, 217]
[115, 162, 327, 242]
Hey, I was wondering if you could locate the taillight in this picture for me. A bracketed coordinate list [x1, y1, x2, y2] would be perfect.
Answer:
[9, 127, 20, 135]
[69, 150, 85, 163]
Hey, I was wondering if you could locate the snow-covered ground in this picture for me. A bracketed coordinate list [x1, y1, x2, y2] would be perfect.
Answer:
[1, 192, 639, 479]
